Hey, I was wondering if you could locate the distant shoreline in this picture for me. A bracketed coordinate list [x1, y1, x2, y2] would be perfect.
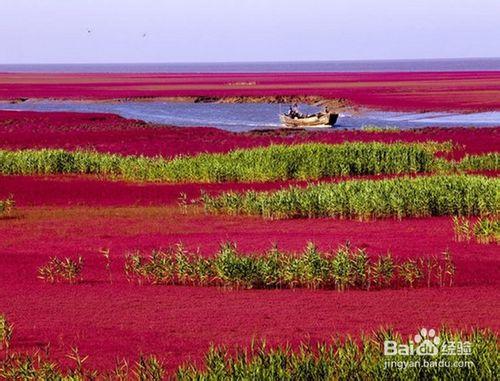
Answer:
[1, 57, 500, 73]
[1, 71, 499, 113]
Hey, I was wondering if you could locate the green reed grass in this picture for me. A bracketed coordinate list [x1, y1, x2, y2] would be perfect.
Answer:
[37, 257, 84, 284]
[0, 314, 13, 350]
[202, 175, 499, 220]
[0, 328, 497, 380]
[0, 195, 15, 218]
[177, 329, 498, 381]
[361, 124, 401, 132]
[0, 141, 463, 183]
[453, 216, 499, 244]
[124, 242, 454, 290]
[455, 152, 500, 172]
[474, 217, 500, 244]
[162, 141, 452, 182]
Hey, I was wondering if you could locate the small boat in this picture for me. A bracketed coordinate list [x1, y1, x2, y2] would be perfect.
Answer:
[280, 112, 339, 128]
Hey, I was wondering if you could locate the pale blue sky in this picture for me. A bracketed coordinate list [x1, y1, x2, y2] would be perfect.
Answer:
[1, 0, 499, 64]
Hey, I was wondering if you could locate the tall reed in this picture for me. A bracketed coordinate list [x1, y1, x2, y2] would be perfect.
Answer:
[0, 141, 470, 184]
[361, 124, 400, 132]
[0, 314, 13, 350]
[177, 329, 498, 381]
[453, 216, 499, 244]
[456, 152, 499, 172]
[0, 195, 15, 218]
[37, 257, 84, 284]
[202, 175, 499, 220]
[0, 328, 497, 380]
[124, 242, 454, 290]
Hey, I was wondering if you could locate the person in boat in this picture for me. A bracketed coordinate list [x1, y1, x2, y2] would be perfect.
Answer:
[287, 103, 303, 118]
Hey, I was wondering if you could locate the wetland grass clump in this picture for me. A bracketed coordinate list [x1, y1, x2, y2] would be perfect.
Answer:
[37, 257, 84, 284]
[474, 217, 500, 244]
[124, 242, 455, 290]
[176, 329, 498, 381]
[453, 216, 499, 244]
[0, 195, 15, 218]
[0, 144, 496, 183]
[456, 152, 500, 172]
[1, 329, 497, 380]
[162, 141, 451, 182]
[202, 175, 499, 220]
[360, 124, 401, 132]
[0, 141, 455, 183]
[0, 314, 13, 350]
[0, 351, 164, 381]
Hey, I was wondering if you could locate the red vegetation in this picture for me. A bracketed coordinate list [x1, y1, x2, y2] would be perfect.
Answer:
[0, 206, 498, 370]
[1, 172, 499, 209]
[0, 174, 295, 206]
[0, 110, 498, 159]
[1, 71, 500, 111]
[0, 99, 498, 371]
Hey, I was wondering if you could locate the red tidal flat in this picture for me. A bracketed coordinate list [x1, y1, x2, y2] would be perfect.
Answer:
[1, 72, 500, 111]
[1, 172, 499, 208]
[0, 174, 424, 207]
[0, 206, 498, 370]
[0, 104, 498, 372]
[0, 110, 498, 159]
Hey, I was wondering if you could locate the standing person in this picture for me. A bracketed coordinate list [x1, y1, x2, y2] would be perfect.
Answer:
[289, 103, 302, 118]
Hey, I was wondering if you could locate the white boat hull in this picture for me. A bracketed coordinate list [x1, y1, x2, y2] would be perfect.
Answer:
[280, 112, 339, 128]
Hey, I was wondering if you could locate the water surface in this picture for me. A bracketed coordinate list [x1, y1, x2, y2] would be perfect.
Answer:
[1, 100, 499, 132]
[1, 58, 499, 73]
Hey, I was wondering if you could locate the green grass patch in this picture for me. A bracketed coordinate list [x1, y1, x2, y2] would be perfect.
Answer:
[164, 141, 452, 182]
[361, 124, 401, 132]
[37, 256, 85, 284]
[125, 242, 455, 290]
[0, 195, 15, 218]
[453, 216, 500, 244]
[202, 175, 499, 220]
[0, 314, 13, 350]
[177, 329, 498, 381]
[455, 153, 500, 172]
[0, 144, 496, 183]
[0, 328, 497, 380]
[0, 141, 459, 183]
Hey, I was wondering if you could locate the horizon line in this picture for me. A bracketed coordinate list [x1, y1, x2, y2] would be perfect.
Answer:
[1, 56, 500, 66]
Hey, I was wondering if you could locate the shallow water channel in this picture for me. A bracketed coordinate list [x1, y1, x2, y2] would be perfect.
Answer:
[1, 100, 499, 132]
